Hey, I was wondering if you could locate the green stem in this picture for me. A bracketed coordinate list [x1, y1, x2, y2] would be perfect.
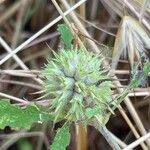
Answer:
[93, 116, 121, 150]
[99, 126, 121, 150]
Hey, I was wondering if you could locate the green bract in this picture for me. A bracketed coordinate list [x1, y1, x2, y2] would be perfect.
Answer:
[42, 49, 114, 124]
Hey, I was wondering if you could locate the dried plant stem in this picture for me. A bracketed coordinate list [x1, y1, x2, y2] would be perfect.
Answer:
[123, 132, 150, 150]
[114, 69, 150, 75]
[11, 49, 50, 69]
[51, 0, 86, 51]
[0, 131, 49, 150]
[0, 70, 40, 74]
[0, 37, 28, 70]
[36, 122, 49, 150]
[59, 0, 101, 54]
[76, 124, 87, 150]
[114, 78, 150, 148]
[0, 37, 43, 84]
[0, 79, 41, 90]
[118, 106, 148, 150]
[3, 0, 29, 85]
[79, 3, 86, 19]
[77, 2, 87, 150]
[76, 13, 116, 37]
[23, 32, 59, 49]
[0, 92, 29, 104]
[139, 0, 148, 23]
[0, 0, 87, 66]
[0, 70, 40, 73]
[79, 2, 86, 27]
[2, 70, 149, 97]
[0, 70, 41, 78]
[125, 100, 150, 148]
[128, 91, 150, 97]
[124, 0, 150, 31]
[114, 70, 130, 74]
[51, 0, 74, 31]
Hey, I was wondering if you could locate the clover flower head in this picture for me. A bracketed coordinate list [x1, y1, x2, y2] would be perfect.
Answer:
[43, 49, 113, 124]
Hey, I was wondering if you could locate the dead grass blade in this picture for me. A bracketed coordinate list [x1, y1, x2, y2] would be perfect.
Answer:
[111, 16, 150, 70]
[100, 0, 150, 31]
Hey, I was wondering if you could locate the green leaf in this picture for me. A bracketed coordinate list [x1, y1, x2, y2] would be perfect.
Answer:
[51, 124, 71, 150]
[85, 107, 100, 119]
[57, 24, 73, 49]
[0, 100, 52, 129]
[144, 62, 150, 74]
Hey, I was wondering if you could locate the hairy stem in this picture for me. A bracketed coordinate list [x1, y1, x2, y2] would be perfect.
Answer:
[99, 126, 121, 150]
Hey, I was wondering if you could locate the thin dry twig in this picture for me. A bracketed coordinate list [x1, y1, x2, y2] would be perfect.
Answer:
[0, 70, 41, 78]
[0, 0, 87, 66]
[0, 92, 29, 104]
[0, 131, 49, 150]
[118, 106, 148, 150]
[59, 0, 101, 54]
[124, 0, 150, 31]
[0, 37, 43, 84]
[76, 14, 116, 37]
[0, 79, 42, 90]
[123, 132, 150, 150]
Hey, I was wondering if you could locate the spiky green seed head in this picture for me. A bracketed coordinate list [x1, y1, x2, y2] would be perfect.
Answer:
[42, 49, 114, 125]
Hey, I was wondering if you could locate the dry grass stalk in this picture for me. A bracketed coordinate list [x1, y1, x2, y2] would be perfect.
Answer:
[0, 0, 150, 149]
